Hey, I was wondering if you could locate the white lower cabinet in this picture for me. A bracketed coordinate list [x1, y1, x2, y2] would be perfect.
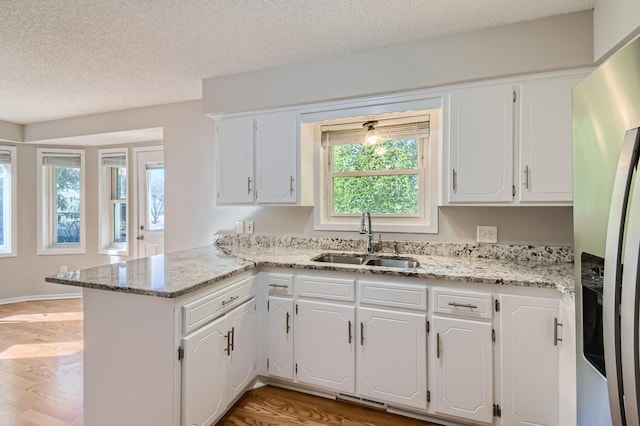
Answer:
[182, 299, 256, 426]
[294, 299, 356, 393]
[267, 295, 294, 380]
[433, 315, 494, 424]
[357, 307, 427, 410]
[500, 294, 560, 426]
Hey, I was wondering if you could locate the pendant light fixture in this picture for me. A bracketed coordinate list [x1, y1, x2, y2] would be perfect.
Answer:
[362, 120, 382, 146]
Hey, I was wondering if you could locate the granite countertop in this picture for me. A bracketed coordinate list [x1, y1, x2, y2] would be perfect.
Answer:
[46, 242, 575, 298]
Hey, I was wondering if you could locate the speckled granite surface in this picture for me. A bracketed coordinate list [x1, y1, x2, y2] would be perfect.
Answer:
[46, 246, 255, 298]
[214, 234, 574, 263]
[47, 236, 575, 298]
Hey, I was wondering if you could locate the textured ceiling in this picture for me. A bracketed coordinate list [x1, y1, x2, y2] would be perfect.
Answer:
[0, 0, 595, 124]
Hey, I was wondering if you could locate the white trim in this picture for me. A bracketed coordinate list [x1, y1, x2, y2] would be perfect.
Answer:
[37, 148, 86, 255]
[314, 106, 440, 234]
[132, 146, 163, 259]
[98, 147, 129, 256]
[0, 145, 17, 257]
[0, 293, 83, 306]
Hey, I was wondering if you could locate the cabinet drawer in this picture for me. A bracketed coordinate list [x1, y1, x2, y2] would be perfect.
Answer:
[295, 275, 355, 301]
[183, 276, 255, 334]
[359, 280, 427, 311]
[267, 273, 293, 295]
[433, 288, 493, 319]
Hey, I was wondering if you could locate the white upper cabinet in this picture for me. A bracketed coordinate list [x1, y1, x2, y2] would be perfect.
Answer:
[448, 84, 515, 203]
[216, 110, 307, 205]
[217, 116, 255, 204]
[517, 76, 584, 203]
[256, 111, 298, 204]
[445, 71, 588, 205]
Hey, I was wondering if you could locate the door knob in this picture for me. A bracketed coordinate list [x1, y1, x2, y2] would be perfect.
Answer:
[136, 235, 144, 240]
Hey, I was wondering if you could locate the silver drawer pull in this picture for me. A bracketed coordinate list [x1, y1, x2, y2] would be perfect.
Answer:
[269, 283, 289, 290]
[221, 296, 239, 306]
[448, 302, 478, 309]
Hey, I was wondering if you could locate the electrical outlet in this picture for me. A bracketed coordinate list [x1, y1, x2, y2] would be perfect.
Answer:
[477, 226, 498, 243]
[235, 220, 244, 234]
[245, 220, 254, 234]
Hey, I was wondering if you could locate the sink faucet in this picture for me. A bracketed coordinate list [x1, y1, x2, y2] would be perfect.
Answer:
[359, 210, 380, 253]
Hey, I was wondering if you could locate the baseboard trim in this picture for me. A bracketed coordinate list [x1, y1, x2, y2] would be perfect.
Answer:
[0, 293, 83, 306]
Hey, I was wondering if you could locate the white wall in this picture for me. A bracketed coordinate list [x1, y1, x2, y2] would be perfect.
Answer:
[2, 11, 594, 300]
[203, 11, 593, 115]
[594, 0, 640, 62]
[0, 120, 22, 143]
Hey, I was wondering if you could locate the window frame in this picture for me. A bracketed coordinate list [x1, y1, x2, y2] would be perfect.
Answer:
[0, 145, 17, 257]
[313, 109, 440, 234]
[98, 148, 129, 256]
[37, 148, 86, 255]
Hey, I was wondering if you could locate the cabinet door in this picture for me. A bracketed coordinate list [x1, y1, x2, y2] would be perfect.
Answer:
[268, 296, 294, 380]
[448, 84, 514, 203]
[518, 76, 584, 203]
[433, 315, 493, 423]
[217, 115, 255, 204]
[255, 111, 298, 204]
[500, 295, 559, 426]
[228, 299, 257, 402]
[182, 314, 230, 426]
[295, 300, 355, 393]
[357, 307, 427, 409]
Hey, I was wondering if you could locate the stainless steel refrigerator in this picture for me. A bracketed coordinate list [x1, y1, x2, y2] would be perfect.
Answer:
[573, 35, 640, 425]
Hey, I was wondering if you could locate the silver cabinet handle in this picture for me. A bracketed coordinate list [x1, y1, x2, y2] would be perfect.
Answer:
[247, 177, 252, 194]
[221, 295, 239, 306]
[269, 283, 289, 290]
[452, 169, 457, 193]
[348, 321, 352, 344]
[437, 333, 441, 358]
[224, 331, 231, 356]
[554, 317, 563, 346]
[289, 175, 294, 195]
[230, 327, 235, 352]
[360, 322, 364, 346]
[448, 302, 478, 309]
[286, 312, 290, 335]
[523, 165, 529, 189]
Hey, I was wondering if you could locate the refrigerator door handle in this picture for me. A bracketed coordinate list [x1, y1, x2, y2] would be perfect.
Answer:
[621, 167, 640, 425]
[604, 127, 640, 426]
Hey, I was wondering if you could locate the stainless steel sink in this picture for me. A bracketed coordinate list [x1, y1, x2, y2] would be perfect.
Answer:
[311, 253, 419, 269]
[311, 253, 366, 265]
[364, 257, 420, 269]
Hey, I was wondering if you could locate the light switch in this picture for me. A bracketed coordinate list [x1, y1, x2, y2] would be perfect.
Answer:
[235, 220, 244, 234]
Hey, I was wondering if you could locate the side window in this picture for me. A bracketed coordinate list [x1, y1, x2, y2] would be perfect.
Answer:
[37, 149, 86, 254]
[0, 146, 17, 257]
[98, 149, 128, 255]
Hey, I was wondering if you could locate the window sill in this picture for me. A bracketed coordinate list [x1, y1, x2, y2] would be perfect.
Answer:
[38, 245, 86, 256]
[0, 251, 17, 258]
[99, 247, 129, 256]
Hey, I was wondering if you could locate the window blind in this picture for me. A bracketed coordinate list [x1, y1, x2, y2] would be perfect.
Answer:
[101, 153, 126, 168]
[0, 149, 11, 165]
[322, 120, 429, 147]
[42, 152, 81, 168]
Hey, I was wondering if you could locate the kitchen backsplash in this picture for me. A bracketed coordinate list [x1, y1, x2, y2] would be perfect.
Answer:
[213, 234, 574, 263]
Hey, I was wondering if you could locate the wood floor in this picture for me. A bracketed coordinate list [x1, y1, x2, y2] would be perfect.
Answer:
[0, 299, 83, 426]
[0, 299, 442, 426]
[219, 385, 442, 426]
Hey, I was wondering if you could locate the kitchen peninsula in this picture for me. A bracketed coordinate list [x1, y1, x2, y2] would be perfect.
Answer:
[47, 236, 575, 426]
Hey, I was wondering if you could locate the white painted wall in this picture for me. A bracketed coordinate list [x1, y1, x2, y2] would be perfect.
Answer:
[203, 11, 593, 115]
[2, 11, 593, 300]
[594, 0, 640, 62]
[0, 120, 22, 142]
